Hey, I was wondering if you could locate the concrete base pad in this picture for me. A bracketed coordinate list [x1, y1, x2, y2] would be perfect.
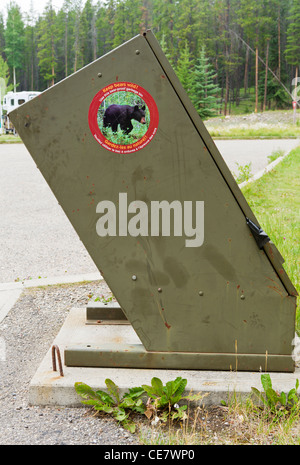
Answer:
[29, 307, 300, 407]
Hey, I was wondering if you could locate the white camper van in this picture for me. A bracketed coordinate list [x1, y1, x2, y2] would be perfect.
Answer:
[1, 91, 41, 134]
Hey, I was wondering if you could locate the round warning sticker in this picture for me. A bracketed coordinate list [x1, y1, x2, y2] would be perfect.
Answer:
[88, 82, 159, 154]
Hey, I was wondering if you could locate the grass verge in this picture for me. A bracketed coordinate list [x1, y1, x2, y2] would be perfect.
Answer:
[137, 399, 300, 445]
[206, 124, 300, 139]
[0, 134, 22, 143]
[241, 146, 300, 330]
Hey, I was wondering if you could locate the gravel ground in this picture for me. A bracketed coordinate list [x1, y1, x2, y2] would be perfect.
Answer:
[2, 281, 299, 446]
[1, 279, 299, 446]
[0, 279, 265, 447]
[0, 280, 141, 445]
[205, 109, 300, 126]
[0, 280, 236, 447]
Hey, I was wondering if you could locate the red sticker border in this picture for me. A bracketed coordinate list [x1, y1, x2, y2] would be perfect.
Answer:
[88, 82, 159, 154]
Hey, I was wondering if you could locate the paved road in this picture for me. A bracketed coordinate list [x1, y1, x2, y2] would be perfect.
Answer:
[0, 144, 98, 283]
[1, 139, 299, 283]
[215, 139, 299, 176]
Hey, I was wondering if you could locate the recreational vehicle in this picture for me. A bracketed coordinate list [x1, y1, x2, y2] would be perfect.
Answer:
[1, 91, 41, 134]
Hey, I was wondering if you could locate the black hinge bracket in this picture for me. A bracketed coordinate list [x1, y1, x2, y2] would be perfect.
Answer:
[246, 218, 270, 249]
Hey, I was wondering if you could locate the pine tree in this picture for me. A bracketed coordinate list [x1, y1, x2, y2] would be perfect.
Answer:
[237, 0, 272, 113]
[285, 0, 300, 68]
[113, 0, 126, 47]
[0, 0, 297, 107]
[80, 0, 96, 65]
[0, 13, 6, 60]
[176, 40, 194, 98]
[285, 0, 300, 103]
[4, 3, 25, 92]
[37, 0, 58, 87]
[55, 0, 75, 81]
[23, 5, 39, 90]
[175, 0, 199, 55]
[72, 0, 84, 72]
[160, 33, 174, 66]
[152, 0, 176, 60]
[95, 2, 112, 57]
[0, 56, 13, 102]
[192, 46, 221, 119]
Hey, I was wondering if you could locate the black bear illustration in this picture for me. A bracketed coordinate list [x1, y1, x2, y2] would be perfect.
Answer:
[103, 104, 146, 134]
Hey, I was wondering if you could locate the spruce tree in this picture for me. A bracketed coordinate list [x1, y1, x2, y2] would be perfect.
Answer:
[285, 0, 300, 104]
[285, 0, 300, 69]
[192, 46, 220, 119]
[37, 2, 58, 87]
[160, 33, 174, 66]
[0, 13, 6, 60]
[4, 3, 24, 92]
[0, 55, 13, 101]
[176, 40, 194, 98]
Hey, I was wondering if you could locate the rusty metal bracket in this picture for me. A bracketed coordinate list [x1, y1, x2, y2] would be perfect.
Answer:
[52, 345, 64, 377]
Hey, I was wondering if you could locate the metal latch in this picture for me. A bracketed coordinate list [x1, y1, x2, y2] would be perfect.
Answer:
[246, 217, 270, 249]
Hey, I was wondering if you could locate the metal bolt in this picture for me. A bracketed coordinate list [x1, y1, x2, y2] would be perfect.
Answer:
[135, 50, 140, 55]
[199, 291, 204, 296]
[158, 288, 162, 293]
[97, 72, 102, 77]
[240, 295, 245, 300]
[132, 275, 137, 281]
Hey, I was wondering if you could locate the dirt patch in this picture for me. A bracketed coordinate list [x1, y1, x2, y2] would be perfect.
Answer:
[134, 403, 300, 445]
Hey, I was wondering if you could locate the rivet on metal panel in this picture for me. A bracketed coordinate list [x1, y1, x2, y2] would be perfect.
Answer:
[158, 288, 162, 293]
[132, 275, 137, 281]
[135, 50, 140, 55]
[240, 295, 245, 300]
[199, 291, 204, 296]
[97, 73, 102, 78]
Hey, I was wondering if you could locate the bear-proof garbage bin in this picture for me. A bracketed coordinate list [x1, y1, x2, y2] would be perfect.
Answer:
[10, 30, 298, 372]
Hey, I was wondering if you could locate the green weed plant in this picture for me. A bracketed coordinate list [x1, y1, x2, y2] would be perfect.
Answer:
[234, 161, 252, 183]
[267, 148, 285, 164]
[142, 376, 203, 422]
[75, 376, 203, 432]
[251, 374, 299, 420]
[75, 379, 146, 433]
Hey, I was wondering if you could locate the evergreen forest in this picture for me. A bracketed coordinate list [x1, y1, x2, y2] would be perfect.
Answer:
[0, 0, 299, 118]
